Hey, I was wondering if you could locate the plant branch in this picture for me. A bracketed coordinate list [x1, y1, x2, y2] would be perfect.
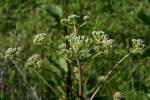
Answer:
[77, 49, 83, 100]
[12, 61, 39, 100]
[31, 68, 65, 100]
[90, 53, 130, 100]
[78, 22, 87, 29]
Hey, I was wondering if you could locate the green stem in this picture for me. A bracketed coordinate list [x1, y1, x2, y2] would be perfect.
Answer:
[31, 68, 65, 100]
[78, 22, 87, 29]
[77, 50, 83, 100]
[73, 19, 77, 35]
[12, 61, 39, 100]
[90, 53, 130, 100]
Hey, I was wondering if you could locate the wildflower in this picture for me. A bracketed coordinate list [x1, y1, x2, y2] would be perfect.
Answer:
[5, 47, 22, 60]
[65, 34, 91, 53]
[131, 39, 145, 53]
[113, 92, 124, 100]
[83, 16, 89, 21]
[26, 54, 43, 68]
[92, 31, 108, 43]
[92, 31, 115, 55]
[33, 33, 47, 45]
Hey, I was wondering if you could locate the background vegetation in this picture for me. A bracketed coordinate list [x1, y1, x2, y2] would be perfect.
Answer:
[0, 0, 150, 100]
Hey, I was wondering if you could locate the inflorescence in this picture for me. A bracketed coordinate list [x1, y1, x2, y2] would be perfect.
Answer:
[33, 33, 47, 45]
[59, 14, 145, 59]
[131, 39, 145, 53]
[26, 54, 43, 68]
[5, 47, 22, 60]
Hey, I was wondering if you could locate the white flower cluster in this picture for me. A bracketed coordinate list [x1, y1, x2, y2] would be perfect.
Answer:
[26, 54, 43, 68]
[33, 33, 47, 45]
[113, 92, 124, 100]
[131, 39, 145, 53]
[66, 34, 91, 52]
[5, 47, 22, 60]
[59, 33, 92, 56]
[60, 14, 116, 58]
[92, 31, 115, 55]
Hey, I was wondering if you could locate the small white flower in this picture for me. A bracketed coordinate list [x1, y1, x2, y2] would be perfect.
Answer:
[131, 39, 145, 53]
[92, 31, 115, 55]
[33, 33, 47, 45]
[5, 47, 22, 60]
[113, 92, 124, 100]
[26, 54, 43, 68]
[83, 16, 89, 21]
[65, 34, 91, 53]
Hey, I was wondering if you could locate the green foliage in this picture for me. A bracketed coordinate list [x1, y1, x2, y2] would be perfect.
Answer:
[0, 0, 150, 100]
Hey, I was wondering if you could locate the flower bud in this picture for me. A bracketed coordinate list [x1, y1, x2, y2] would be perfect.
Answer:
[83, 16, 89, 21]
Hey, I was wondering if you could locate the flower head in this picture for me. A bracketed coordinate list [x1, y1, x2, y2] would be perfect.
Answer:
[92, 31, 115, 55]
[65, 34, 91, 53]
[113, 92, 124, 100]
[83, 16, 89, 21]
[5, 47, 22, 60]
[131, 39, 145, 53]
[26, 54, 43, 68]
[33, 33, 47, 45]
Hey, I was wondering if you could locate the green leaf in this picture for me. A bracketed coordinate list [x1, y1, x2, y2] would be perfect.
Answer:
[50, 4, 63, 18]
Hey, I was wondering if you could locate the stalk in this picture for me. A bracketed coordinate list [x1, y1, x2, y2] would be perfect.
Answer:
[63, 0, 72, 99]
[90, 54, 130, 100]
[77, 49, 83, 99]
[12, 61, 39, 100]
[31, 68, 65, 100]
[73, 20, 83, 99]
